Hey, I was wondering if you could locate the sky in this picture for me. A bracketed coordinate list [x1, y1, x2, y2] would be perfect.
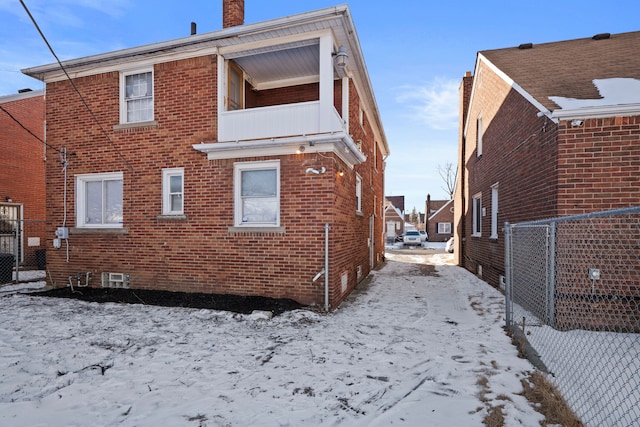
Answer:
[1, 0, 638, 213]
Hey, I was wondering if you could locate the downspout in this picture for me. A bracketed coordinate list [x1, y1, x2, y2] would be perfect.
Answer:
[324, 223, 330, 311]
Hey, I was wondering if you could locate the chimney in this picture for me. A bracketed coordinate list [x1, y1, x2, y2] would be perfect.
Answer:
[223, 0, 244, 28]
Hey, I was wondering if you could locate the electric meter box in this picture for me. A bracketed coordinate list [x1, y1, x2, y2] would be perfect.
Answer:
[55, 227, 69, 239]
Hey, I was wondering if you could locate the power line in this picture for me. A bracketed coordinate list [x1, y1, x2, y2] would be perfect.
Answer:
[0, 103, 60, 153]
[19, 0, 134, 172]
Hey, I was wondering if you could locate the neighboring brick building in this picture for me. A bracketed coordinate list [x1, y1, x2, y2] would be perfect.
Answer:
[456, 31, 640, 288]
[22, 1, 389, 309]
[0, 90, 46, 268]
[384, 199, 404, 243]
[425, 194, 453, 242]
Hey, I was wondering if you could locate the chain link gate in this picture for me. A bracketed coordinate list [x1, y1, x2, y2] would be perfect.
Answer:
[505, 206, 640, 426]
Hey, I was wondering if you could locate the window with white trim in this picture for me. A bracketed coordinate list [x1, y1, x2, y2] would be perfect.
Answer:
[438, 222, 452, 234]
[476, 115, 483, 157]
[234, 160, 280, 227]
[472, 193, 482, 237]
[355, 174, 362, 213]
[76, 172, 123, 228]
[120, 69, 153, 123]
[491, 183, 499, 239]
[162, 168, 184, 215]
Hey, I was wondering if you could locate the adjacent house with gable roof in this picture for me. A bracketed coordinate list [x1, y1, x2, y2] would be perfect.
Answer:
[454, 30, 640, 327]
[22, 0, 389, 309]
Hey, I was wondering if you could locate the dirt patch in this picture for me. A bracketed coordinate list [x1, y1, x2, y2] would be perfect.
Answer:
[35, 287, 304, 316]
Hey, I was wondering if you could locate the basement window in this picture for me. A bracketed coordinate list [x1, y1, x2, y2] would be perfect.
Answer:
[102, 272, 130, 288]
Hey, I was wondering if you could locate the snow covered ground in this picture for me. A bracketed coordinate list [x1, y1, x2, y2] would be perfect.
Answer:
[0, 252, 546, 426]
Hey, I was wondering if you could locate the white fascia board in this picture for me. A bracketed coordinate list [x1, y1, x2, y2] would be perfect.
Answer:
[192, 132, 366, 167]
[551, 103, 640, 120]
[464, 54, 559, 138]
[428, 199, 453, 221]
[0, 89, 45, 103]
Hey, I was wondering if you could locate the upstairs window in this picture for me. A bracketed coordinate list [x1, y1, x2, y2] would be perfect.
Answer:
[76, 172, 123, 228]
[234, 161, 280, 227]
[162, 168, 184, 215]
[120, 70, 153, 123]
[476, 115, 483, 157]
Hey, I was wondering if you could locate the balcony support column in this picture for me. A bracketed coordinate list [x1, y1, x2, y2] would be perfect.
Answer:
[319, 33, 334, 133]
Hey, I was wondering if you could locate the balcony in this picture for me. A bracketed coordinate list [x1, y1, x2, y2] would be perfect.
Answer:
[218, 101, 346, 143]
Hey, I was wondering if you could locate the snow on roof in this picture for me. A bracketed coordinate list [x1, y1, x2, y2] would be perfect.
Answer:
[549, 78, 640, 109]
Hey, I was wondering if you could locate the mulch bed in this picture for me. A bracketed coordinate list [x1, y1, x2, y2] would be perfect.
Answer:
[36, 287, 304, 316]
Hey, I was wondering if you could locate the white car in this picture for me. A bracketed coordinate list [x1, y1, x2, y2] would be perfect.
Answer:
[419, 230, 428, 242]
[403, 230, 422, 246]
[445, 237, 455, 253]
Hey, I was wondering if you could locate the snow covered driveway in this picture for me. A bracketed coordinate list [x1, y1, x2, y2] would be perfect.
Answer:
[0, 252, 543, 426]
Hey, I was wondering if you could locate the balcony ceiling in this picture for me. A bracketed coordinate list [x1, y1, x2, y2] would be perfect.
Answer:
[228, 41, 321, 89]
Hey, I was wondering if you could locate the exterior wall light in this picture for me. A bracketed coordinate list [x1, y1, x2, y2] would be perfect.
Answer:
[333, 45, 348, 68]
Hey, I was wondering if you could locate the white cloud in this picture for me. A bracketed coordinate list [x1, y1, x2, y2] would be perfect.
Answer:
[396, 78, 460, 131]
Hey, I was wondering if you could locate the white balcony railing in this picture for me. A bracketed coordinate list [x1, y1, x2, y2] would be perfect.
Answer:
[218, 101, 346, 142]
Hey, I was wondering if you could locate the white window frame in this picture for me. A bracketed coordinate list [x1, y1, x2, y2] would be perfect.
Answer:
[76, 172, 124, 228]
[472, 192, 482, 237]
[476, 114, 483, 157]
[355, 173, 362, 213]
[120, 68, 154, 124]
[491, 183, 499, 239]
[162, 168, 184, 215]
[234, 160, 280, 227]
[438, 222, 452, 234]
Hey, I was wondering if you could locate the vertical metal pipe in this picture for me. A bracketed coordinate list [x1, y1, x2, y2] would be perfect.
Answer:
[504, 221, 512, 327]
[324, 223, 330, 312]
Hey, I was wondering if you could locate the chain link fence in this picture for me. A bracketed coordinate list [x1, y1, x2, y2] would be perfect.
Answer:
[504, 206, 640, 426]
[0, 219, 47, 284]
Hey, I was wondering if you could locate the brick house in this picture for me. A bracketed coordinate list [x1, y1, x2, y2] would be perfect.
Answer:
[0, 89, 46, 269]
[455, 31, 640, 288]
[384, 199, 404, 243]
[425, 195, 453, 242]
[22, 1, 389, 309]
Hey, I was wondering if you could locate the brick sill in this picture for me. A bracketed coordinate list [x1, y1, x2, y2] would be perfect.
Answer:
[156, 214, 188, 221]
[71, 227, 129, 234]
[228, 226, 286, 235]
[113, 120, 158, 132]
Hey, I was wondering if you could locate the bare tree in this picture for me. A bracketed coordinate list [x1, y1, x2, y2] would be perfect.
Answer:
[438, 162, 457, 199]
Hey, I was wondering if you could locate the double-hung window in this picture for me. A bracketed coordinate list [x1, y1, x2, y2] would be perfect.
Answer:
[162, 168, 184, 215]
[120, 69, 153, 123]
[472, 193, 482, 237]
[355, 174, 362, 213]
[491, 183, 499, 239]
[438, 222, 452, 234]
[76, 172, 123, 228]
[234, 160, 280, 227]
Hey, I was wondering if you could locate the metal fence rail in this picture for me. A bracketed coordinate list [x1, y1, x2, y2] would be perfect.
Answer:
[0, 219, 47, 285]
[505, 206, 640, 427]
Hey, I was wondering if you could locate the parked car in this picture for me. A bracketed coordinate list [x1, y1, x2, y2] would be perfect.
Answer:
[446, 237, 454, 253]
[419, 230, 428, 242]
[403, 230, 422, 247]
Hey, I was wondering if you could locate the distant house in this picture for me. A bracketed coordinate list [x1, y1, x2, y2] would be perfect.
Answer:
[22, 1, 389, 309]
[425, 194, 453, 242]
[386, 196, 405, 216]
[0, 90, 46, 269]
[455, 31, 640, 288]
[384, 199, 404, 242]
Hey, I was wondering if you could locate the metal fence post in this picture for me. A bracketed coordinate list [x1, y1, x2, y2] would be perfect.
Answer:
[504, 221, 512, 327]
[547, 221, 556, 328]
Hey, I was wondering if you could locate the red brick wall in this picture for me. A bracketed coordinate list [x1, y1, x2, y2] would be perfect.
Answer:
[0, 92, 46, 265]
[463, 63, 558, 287]
[556, 116, 640, 215]
[44, 55, 383, 308]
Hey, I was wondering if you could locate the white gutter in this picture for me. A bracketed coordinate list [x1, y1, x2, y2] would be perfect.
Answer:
[551, 103, 640, 120]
